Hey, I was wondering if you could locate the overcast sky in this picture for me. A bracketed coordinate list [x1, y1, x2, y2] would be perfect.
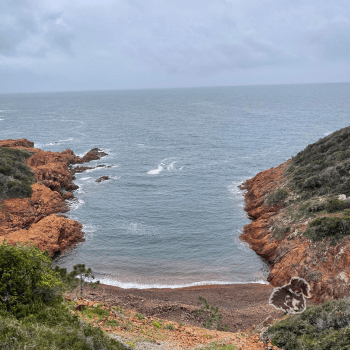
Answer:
[1, 0, 350, 93]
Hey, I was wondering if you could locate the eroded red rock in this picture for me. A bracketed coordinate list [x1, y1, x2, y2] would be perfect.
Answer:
[240, 160, 350, 303]
[0, 139, 106, 257]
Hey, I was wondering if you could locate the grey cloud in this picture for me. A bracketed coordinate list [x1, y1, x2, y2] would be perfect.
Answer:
[1, 0, 350, 93]
[0, 1, 73, 57]
[308, 18, 350, 61]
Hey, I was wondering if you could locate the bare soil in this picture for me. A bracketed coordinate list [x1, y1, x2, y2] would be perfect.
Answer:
[78, 282, 318, 333]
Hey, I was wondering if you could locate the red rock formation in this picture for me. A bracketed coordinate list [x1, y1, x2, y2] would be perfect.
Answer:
[0, 139, 107, 257]
[240, 160, 350, 303]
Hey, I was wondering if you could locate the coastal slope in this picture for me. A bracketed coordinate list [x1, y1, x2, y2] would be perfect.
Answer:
[240, 126, 350, 304]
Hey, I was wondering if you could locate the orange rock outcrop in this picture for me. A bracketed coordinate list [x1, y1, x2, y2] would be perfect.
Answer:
[240, 161, 350, 304]
[0, 139, 106, 257]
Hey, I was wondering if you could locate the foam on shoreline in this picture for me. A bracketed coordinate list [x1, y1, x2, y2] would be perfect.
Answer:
[93, 278, 269, 290]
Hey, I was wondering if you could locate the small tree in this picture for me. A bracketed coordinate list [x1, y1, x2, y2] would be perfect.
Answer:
[70, 264, 100, 297]
[195, 296, 228, 331]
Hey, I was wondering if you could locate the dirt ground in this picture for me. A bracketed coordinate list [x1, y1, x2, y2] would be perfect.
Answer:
[77, 282, 319, 333]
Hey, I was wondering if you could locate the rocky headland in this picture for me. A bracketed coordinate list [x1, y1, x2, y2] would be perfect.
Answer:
[0, 139, 107, 257]
[240, 126, 350, 304]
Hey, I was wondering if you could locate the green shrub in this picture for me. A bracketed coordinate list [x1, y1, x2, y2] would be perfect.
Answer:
[0, 241, 64, 317]
[106, 319, 120, 328]
[307, 203, 326, 213]
[263, 298, 350, 350]
[325, 198, 350, 213]
[0, 305, 126, 349]
[82, 305, 110, 321]
[287, 126, 350, 196]
[135, 313, 145, 320]
[152, 321, 161, 329]
[266, 189, 289, 206]
[0, 147, 35, 200]
[164, 324, 174, 330]
[303, 216, 350, 245]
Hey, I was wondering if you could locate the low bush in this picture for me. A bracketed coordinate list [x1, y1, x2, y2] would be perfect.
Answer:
[0, 305, 125, 350]
[135, 313, 145, 320]
[266, 189, 289, 206]
[303, 216, 350, 245]
[0, 242, 126, 349]
[263, 298, 350, 350]
[325, 198, 350, 213]
[0, 241, 64, 317]
[0, 147, 35, 200]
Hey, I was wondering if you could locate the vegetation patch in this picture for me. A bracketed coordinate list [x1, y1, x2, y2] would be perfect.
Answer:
[0, 242, 126, 349]
[303, 216, 350, 245]
[286, 126, 350, 197]
[263, 298, 350, 350]
[0, 147, 35, 200]
[266, 189, 289, 206]
[272, 225, 291, 240]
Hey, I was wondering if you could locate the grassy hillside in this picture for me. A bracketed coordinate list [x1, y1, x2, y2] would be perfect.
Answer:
[286, 126, 350, 197]
[0, 147, 35, 200]
[262, 126, 350, 348]
[265, 126, 350, 245]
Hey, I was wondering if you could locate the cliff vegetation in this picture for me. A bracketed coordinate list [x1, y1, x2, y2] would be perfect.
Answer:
[0, 241, 126, 350]
[0, 147, 35, 200]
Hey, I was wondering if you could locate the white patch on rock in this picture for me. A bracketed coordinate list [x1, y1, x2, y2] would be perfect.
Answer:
[336, 271, 349, 284]
[338, 194, 347, 201]
[335, 248, 345, 259]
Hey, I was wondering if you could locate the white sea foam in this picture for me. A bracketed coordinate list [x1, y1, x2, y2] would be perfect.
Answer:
[167, 161, 177, 170]
[147, 157, 178, 175]
[323, 131, 333, 136]
[69, 198, 85, 210]
[95, 279, 268, 289]
[82, 222, 97, 240]
[227, 179, 248, 204]
[80, 177, 92, 181]
[122, 222, 158, 236]
[233, 233, 251, 252]
[147, 164, 164, 175]
[58, 137, 74, 142]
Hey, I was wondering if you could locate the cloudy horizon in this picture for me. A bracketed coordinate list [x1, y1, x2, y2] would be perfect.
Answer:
[1, 0, 350, 93]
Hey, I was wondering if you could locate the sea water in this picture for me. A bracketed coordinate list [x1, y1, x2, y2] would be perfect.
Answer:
[0, 83, 349, 288]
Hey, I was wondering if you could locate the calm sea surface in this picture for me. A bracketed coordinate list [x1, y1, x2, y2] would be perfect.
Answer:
[1, 83, 349, 288]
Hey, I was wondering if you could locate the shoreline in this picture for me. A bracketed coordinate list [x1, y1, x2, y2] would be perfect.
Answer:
[67, 280, 318, 334]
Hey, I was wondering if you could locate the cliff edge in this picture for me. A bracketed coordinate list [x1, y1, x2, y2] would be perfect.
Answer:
[240, 126, 350, 304]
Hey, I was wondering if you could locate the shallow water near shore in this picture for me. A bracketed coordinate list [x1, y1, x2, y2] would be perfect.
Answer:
[1, 83, 350, 288]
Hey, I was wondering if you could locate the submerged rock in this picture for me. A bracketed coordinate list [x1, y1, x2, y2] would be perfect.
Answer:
[95, 176, 110, 183]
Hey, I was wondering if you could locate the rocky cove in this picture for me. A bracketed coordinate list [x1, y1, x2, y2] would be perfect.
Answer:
[1, 134, 350, 306]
